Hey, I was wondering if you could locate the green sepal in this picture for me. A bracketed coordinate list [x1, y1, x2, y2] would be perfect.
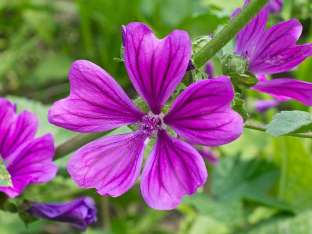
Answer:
[230, 94, 249, 122]
[114, 45, 125, 63]
[0, 157, 13, 187]
[221, 54, 249, 75]
[230, 71, 259, 89]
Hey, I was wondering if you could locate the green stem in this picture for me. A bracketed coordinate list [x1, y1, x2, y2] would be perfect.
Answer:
[53, 131, 112, 161]
[244, 122, 312, 139]
[193, 0, 270, 68]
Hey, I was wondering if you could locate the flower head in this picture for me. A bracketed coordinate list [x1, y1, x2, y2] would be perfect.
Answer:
[0, 98, 57, 198]
[27, 196, 97, 232]
[48, 22, 243, 210]
[232, 0, 312, 107]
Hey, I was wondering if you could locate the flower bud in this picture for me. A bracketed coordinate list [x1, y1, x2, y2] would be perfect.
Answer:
[26, 197, 97, 232]
[220, 54, 249, 75]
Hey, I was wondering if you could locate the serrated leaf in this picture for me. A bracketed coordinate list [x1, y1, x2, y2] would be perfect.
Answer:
[183, 193, 244, 228]
[266, 111, 312, 137]
[0, 157, 12, 187]
[245, 210, 312, 234]
[212, 155, 294, 212]
[274, 137, 312, 211]
[231, 97, 249, 122]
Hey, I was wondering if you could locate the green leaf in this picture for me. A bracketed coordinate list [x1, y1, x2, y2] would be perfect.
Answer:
[0, 157, 12, 187]
[231, 96, 249, 122]
[26, 55, 73, 86]
[274, 137, 312, 211]
[19, 212, 38, 227]
[245, 210, 312, 234]
[183, 193, 244, 228]
[189, 216, 230, 234]
[212, 155, 294, 212]
[266, 111, 312, 137]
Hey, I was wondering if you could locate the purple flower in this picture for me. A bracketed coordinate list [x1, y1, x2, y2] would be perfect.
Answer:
[27, 196, 97, 232]
[196, 146, 218, 165]
[232, 0, 312, 106]
[268, 0, 283, 14]
[255, 99, 280, 112]
[0, 98, 57, 198]
[48, 22, 243, 210]
[205, 61, 214, 79]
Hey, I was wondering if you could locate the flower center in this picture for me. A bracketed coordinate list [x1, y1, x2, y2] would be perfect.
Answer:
[136, 112, 166, 137]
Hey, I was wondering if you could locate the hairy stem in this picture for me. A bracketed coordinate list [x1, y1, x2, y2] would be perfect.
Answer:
[193, 0, 270, 68]
[53, 131, 111, 161]
[244, 122, 312, 139]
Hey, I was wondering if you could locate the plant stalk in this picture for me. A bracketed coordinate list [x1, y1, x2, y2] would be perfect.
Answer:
[193, 0, 270, 68]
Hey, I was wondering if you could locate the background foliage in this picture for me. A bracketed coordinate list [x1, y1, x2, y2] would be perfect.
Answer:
[1, 0, 312, 233]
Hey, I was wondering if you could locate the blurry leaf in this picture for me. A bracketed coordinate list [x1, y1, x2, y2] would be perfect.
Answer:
[274, 137, 312, 211]
[247, 206, 278, 225]
[201, 0, 244, 10]
[178, 13, 228, 32]
[231, 97, 249, 122]
[27, 55, 73, 86]
[23, 10, 56, 43]
[183, 193, 244, 228]
[3, 201, 18, 213]
[189, 216, 229, 234]
[266, 111, 312, 137]
[0, 157, 12, 187]
[19, 211, 38, 227]
[212, 155, 279, 200]
[245, 210, 312, 234]
[212, 155, 293, 212]
[7, 96, 78, 145]
[0, 37, 39, 79]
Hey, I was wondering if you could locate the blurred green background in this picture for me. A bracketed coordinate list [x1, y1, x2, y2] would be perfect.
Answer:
[1, 0, 312, 233]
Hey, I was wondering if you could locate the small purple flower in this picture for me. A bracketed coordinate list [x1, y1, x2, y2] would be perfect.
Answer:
[205, 61, 214, 79]
[48, 23, 243, 210]
[196, 146, 218, 165]
[186, 60, 195, 71]
[121, 25, 126, 47]
[268, 0, 283, 14]
[27, 196, 97, 232]
[232, 0, 312, 106]
[0, 98, 57, 198]
[255, 99, 280, 112]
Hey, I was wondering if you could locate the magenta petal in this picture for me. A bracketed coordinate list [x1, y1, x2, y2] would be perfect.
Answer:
[249, 19, 312, 75]
[234, 1, 268, 55]
[48, 60, 145, 133]
[255, 99, 280, 112]
[164, 76, 243, 146]
[0, 98, 38, 160]
[124, 22, 192, 114]
[0, 134, 57, 198]
[67, 132, 148, 197]
[141, 130, 207, 210]
[252, 78, 312, 106]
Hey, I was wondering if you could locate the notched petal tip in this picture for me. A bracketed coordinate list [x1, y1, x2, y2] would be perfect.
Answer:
[48, 60, 144, 133]
[124, 22, 192, 114]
